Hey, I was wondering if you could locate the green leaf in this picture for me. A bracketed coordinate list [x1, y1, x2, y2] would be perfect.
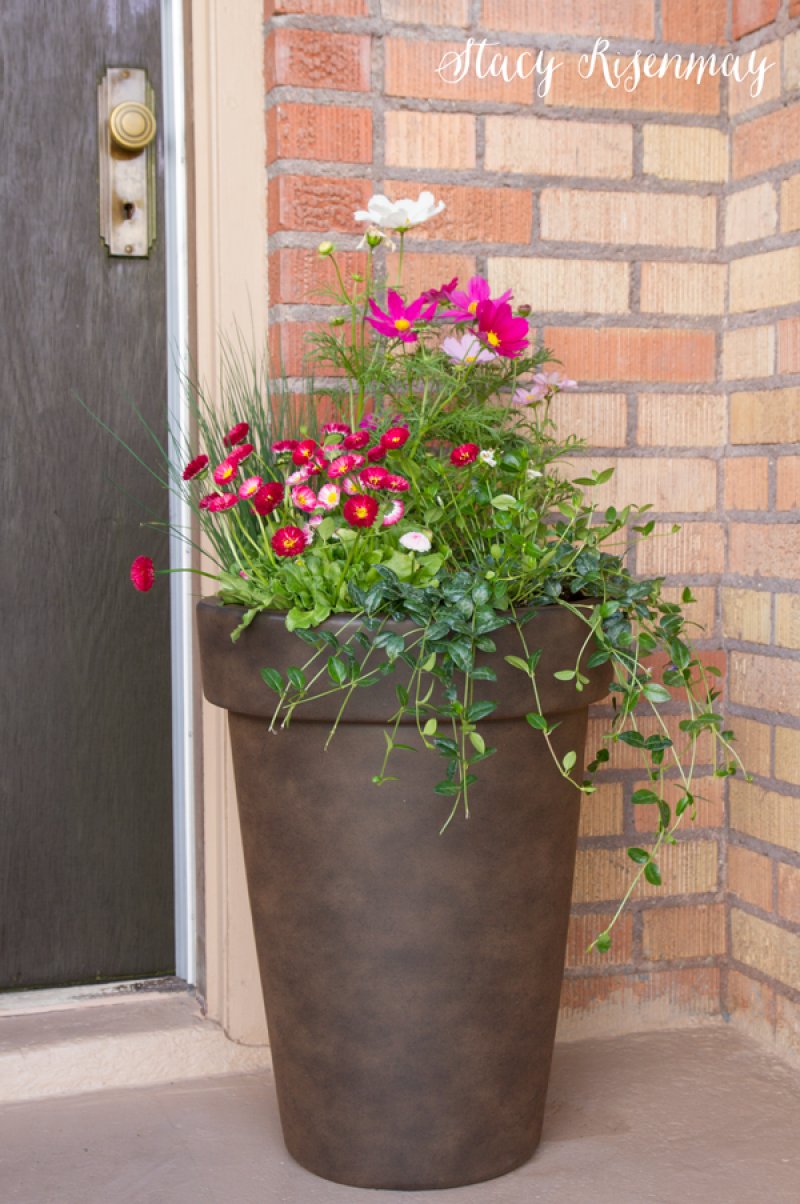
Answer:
[433, 736, 459, 756]
[422, 652, 437, 671]
[434, 780, 461, 796]
[562, 750, 577, 773]
[525, 713, 549, 731]
[471, 666, 497, 682]
[466, 700, 497, 722]
[327, 656, 348, 686]
[422, 718, 437, 737]
[260, 667, 284, 693]
[490, 493, 518, 511]
[644, 861, 662, 886]
[631, 789, 661, 805]
[594, 931, 612, 953]
[468, 731, 486, 755]
[553, 669, 576, 681]
[286, 667, 306, 691]
[618, 730, 646, 748]
[627, 846, 649, 864]
[642, 682, 672, 704]
[396, 684, 409, 706]
[504, 654, 530, 673]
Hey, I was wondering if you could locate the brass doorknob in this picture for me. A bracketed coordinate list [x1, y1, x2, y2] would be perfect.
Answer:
[109, 101, 156, 152]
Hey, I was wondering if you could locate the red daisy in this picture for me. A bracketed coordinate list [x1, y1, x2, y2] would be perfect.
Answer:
[272, 439, 298, 454]
[343, 494, 379, 528]
[343, 430, 369, 450]
[251, 482, 284, 516]
[199, 491, 223, 510]
[359, 465, 390, 489]
[130, 555, 155, 592]
[206, 493, 239, 512]
[223, 421, 249, 448]
[182, 454, 209, 481]
[213, 460, 237, 486]
[366, 445, 386, 463]
[384, 473, 410, 492]
[226, 443, 254, 468]
[321, 422, 351, 435]
[292, 439, 319, 466]
[380, 426, 410, 451]
[450, 443, 480, 467]
[272, 525, 306, 557]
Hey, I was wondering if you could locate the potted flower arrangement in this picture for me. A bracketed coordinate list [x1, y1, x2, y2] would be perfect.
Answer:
[131, 191, 744, 1192]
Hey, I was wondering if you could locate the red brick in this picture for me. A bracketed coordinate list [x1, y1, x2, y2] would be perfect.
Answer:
[642, 903, 726, 961]
[566, 912, 634, 969]
[266, 103, 372, 165]
[777, 458, 800, 511]
[778, 863, 800, 923]
[733, 104, 800, 179]
[726, 967, 776, 1027]
[265, 29, 371, 92]
[385, 37, 533, 104]
[733, 0, 779, 38]
[662, 0, 726, 43]
[724, 457, 769, 510]
[268, 247, 368, 305]
[383, 0, 468, 21]
[544, 53, 719, 115]
[793, 0, 800, 19]
[778, 318, 800, 374]
[633, 775, 725, 833]
[481, 0, 654, 38]
[560, 967, 721, 1017]
[729, 524, 800, 581]
[265, 0, 367, 13]
[543, 327, 716, 383]
[268, 175, 372, 233]
[269, 320, 346, 376]
[385, 180, 530, 244]
[729, 844, 774, 911]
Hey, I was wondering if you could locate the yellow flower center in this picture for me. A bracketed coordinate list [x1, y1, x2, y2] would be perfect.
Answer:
[465, 354, 476, 363]
[486, 330, 500, 347]
[394, 318, 411, 332]
[468, 300, 478, 314]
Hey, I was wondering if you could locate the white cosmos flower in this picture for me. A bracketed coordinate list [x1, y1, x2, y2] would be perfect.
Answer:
[479, 448, 497, 466]
[354, 191, 445, 232]
[399, 531, 432, 553]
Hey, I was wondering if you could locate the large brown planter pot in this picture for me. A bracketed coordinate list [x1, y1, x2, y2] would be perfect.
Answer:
[197, 597, 611, 1191]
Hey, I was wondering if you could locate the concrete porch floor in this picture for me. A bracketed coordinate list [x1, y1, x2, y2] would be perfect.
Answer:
[1, 1026, 799, 1204]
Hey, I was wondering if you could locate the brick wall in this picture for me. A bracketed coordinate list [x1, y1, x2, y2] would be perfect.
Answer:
[263, 0, 800, 1049]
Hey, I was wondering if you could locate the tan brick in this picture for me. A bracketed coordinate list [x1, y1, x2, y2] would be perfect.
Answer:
[640, 262, 725, 315]
[722, 588, 771, 644]
[587, 715, 714, 771]
[637, 522, 725, 577]
[728, 40, 781, 116]
[724, 183, 778, 247]
[730, 389, 800, 444]
[572, 840, 718, 904]
[729, 523, 800, 582]
[386, 180, 528, 244]
[488, 257, 629, 314]
[382, 0, 468, 22]
[544, 327, 716, 383]
[578, 782, 624, 837]
[782, 173, 800, 233]
[481, 0, 655, 37]
[722, 326, 775, 380]
[662, 0, 726, 43]
[776, 594, 800, 649]
[385, 111, 475, 170]
[775, 728, 800, 787]
[730, 651, 800, 714]
[731, 779, 800, 850]
[485, 116, 632, 179]
[733, 103, 800, 179]
[731, 908, 800, 993]
[778, 318, 800, 373]
[642, 903, 726, 961]
[541, 190, 717, 249]
[729, 717, 771, 779]
[266, 103, 371, 165]
[783, 28, 800, 92]
[778, 863, 800, 923]
[637, 395, 725, 448]
[662, 585, 716, 635]
[572, 456, 716, 513]
[724, 458, 770, 511]
[560, 966, 720, 1019]
[733, 0, 779, 37]
[725, 966, 776, 1027]
[384, 37, 533, 103]
[729, 247, 800, 314]
[268, 175, 372, 233]
[266, 0, 367, 13]
[385, 252, 475, 300]
[265, 28, 370, 91]
[776, 993, 800, 1061]
[643, 125, 727, 183]
[729, 845, 774, 911]
[544, 53, 719, 115]
[777, 458, 800, 511]
[549, 393, 628, 448]
[565, 910, 633, 968]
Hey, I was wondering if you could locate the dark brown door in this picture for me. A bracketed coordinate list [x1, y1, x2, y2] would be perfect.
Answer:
[0, 2, 174, 987]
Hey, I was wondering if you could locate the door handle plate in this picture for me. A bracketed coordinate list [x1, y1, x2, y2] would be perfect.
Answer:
[98, 68, 156, 257]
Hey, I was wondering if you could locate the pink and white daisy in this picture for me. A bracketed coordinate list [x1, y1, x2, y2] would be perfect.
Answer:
[238, 476, 263, 500]
[399, 531, 431, 553]
[213, 460, 237, 486]
[321, 421, 351, 436]
[287, 465, 312, 486]
[292, 485, 318, 513]
[383, 474, 410, 493]
[381, 499, 405, 527]
[341, 476, 360, 496]
[359, 465, 390, 490]
[317, 482, 341, 511]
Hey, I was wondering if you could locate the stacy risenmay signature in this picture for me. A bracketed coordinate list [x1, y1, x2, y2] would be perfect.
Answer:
[436, 37, 774, 100]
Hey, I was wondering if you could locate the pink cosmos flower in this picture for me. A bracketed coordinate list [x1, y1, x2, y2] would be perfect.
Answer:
[213, 460, 237, 486]
[450, 443, 480, 467]
[343, 430, 370, 450]
[366, 290, 437, 343]
[272, 439, 298, 454]
[272, 526, 306, 557]
[227, 443, 254, 468]
[512, 384, 548, 405]
[399, 531, 431, 553]
[317, 483, 340, 510]
[292, 485, 318, 513]
[182, 454, 209, 481]
[130, 555, 155, 592]
[343, 494, 379, 528]
[442, 333, 496, 365]
[321, 421, 351, 435]
[384, 474, 410, 492]
[206, 493, 239, 512]
[359, 465, 390, 490]
[238, 476, 263, 499]
[474, 300, 529, 359]
[381, 499, 405, 527]
[443, 276, 512, 322]
[380, 426, 410, 451]
[421, 277, 458, 305]
[533, 370, 578, 391]
[251, 482, 284, 516]
[223, 421, 249, 448]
